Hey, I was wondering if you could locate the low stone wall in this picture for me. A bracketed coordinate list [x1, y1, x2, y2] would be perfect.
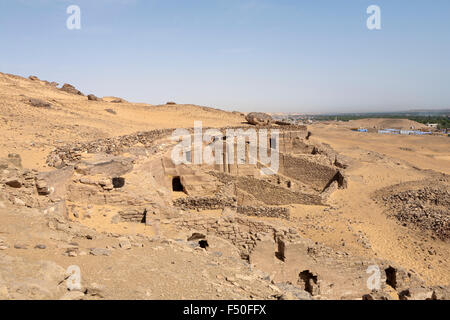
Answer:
[237, 206, 290, 220]
[173, 196, 236, 210]
[118, 207, 147, 223]
[47, 125, 308, 167]
[47, 129, 174, 167]
[172, 196, 290, 220]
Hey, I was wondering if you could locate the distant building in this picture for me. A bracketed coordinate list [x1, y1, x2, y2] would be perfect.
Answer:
[427, 123, 438, 128]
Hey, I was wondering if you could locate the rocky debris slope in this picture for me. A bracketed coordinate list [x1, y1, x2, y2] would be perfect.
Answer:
[378, 182, 449, 240]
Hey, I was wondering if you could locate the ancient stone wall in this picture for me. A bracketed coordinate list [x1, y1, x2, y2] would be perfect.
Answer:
[279, 154, 342, 192]
[235, 175, 323, 205]
[47, 125, 308, 167]
[237, 206, 290, 220]
[173, 196, 236, 210]
[169, 215, 299, 258]
[47, 129, 174, 167]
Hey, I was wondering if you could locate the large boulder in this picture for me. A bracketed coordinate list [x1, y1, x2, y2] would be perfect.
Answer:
[35, 166, 74, 199]
[74, 154, 134, 177]
[60, 83, 84, 96]
[87, 94, 102, 101]
[245, 112, 273, 125]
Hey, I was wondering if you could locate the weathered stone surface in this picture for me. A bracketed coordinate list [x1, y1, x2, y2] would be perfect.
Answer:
[75, 154, 133, 177]
[35, 166, 74, 198]
[90, 248, 112, 256]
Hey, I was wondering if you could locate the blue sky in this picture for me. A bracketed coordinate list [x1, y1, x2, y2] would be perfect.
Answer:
[1, 0, 449, 113]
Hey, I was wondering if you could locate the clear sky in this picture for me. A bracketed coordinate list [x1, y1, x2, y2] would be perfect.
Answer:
[1, 0, 449, 113]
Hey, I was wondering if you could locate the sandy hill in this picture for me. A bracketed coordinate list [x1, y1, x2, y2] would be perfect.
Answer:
[346, 118, 428, 130]
[0, 72, 245, 169]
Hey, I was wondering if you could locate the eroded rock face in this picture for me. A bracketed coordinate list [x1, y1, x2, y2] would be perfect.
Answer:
[245, 112, 273, 125]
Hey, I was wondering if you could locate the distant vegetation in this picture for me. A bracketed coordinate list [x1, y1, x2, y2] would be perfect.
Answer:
[304, 111, 450, 129]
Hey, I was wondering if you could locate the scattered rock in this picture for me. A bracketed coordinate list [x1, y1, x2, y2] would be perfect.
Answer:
[362, 290, 393, 300]
[399, 287, 434, 300]
[28, 98, 51, 109]
[105, 108, 117, 115]
[118, 237, 132, 250]
[90, 248, 112, 256]
[5, 178, 22, 188]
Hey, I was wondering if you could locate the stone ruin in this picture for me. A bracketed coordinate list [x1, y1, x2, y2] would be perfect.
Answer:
[1, 123, 448, 300]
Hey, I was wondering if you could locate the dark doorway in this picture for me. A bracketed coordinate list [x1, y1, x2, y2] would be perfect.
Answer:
[112, 177, 125, 188]
[172, 176, 184, 192]
[275, 239, 285, 262]
[299, 270, 319, 295]
[199, 240, 209, 249]
[385, 266, 397, 289]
